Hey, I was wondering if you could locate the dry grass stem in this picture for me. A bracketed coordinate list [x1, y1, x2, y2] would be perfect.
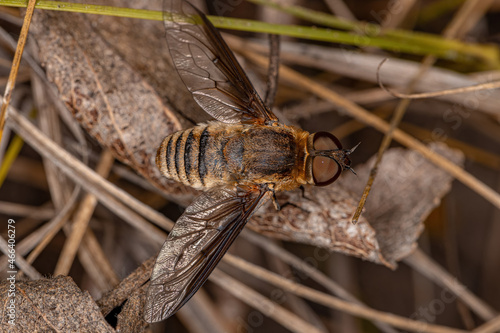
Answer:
[0, 201, 54, 219]
[0, 25, 89, 152]
[21, 190, 79, 275]
[242, 231, 399, 333]
[404, 248, 497, 320]
[238, 39, 500, 117]
[54, 149, 114, 276]
[332, 108, 393, 140]
[380, 0, 417, 29]
[445, 0, 495, 38]
[0, 0, 36, 140]
[323, 0, 355, 20]
[382, 79, 500, 100]
[97, 256, 155, 316]
[264, 34, 280, 108]
[210, 269, 325, 333]
[0, 189, 78, 275]
[176, 291, 232, 333]
[473, 314, 500, 333]
[266, 253, 329, 332]
[0, 235, 41, 280]
[6, 107, 169, 244]
[223, 253, 466, 333]
[78, 229, 120, 290]
[400, 122, 500, 170]
[353, 0, 494, 223]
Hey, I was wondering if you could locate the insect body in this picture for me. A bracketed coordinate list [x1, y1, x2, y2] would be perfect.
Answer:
[145, 0, 357, 323]
[158, 122, 310, 191]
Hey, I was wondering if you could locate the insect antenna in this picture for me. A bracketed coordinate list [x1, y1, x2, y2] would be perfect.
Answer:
[313, 142, 360, 173]
[345, 142, 360, 175]
[347, 142, 361, 154]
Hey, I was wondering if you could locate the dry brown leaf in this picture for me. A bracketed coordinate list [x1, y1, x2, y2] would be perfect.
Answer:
[339, 142, 464, 267]
[250, 184, 384, 265]
[251, 143, 463, 268]
[115, 285, 148, 333]
[29, 8, 195, 201]
[93, 0, 211, 125]
[97, 256, 155, 317]
[0, 276, 114, 332]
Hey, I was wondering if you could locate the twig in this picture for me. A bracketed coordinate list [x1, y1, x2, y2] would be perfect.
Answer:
[222, 254, 467, 333]
[54, 149, 114, 276]
[78, 229, 120, 290]
[242, 230, 399, 333]
[17, 189, 79, 278]
[380, 77, 500, 100]
[210, 269, 324, 333]
[264, 34, 280, 108]
[323, 0, 355, 20]
[97, 256, 155, 316]
[6, 107, 171, 243]
[473, 314, 500, 333]
[2, 189, 78, 278]
[404, 248, 497, 320]
[0, 236, 42, 280]
[0, 0, 36, 142]
[0, 201, 54, 219]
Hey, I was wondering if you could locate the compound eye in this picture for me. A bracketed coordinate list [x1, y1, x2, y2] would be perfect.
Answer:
[312, 157, 340, 185]
[313, 131, 342, 150]
[312, 132, 343, 186]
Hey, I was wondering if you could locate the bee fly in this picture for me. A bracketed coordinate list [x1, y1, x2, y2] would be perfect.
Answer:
[145, 0, 358, 322]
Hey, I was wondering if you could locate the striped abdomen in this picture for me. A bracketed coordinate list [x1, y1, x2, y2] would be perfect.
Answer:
[156, 124, 211, 189]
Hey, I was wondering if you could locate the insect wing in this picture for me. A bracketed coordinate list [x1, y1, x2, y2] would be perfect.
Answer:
[164, 0, 278, 124]
[144, 185, 269, 323]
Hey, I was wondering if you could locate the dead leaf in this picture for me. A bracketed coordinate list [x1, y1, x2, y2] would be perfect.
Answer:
[339, 142, 464, 267]
[115, 285, 148, 333]
[0, 276, 114, 332]
[92, 0, 211, 125]
[251, 143, 463, 268]
[97, 256, 154, 317]
[250, 173, 385, 266]
[29, 7, 197, 202]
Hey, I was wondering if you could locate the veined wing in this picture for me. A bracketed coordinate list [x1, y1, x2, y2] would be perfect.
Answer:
[163, 0, 278, 125]
[144, 185, 270, 323]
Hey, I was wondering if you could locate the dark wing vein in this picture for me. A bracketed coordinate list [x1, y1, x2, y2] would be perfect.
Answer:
[163, 0, 278, 124]
[144, 185, 270, 323]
